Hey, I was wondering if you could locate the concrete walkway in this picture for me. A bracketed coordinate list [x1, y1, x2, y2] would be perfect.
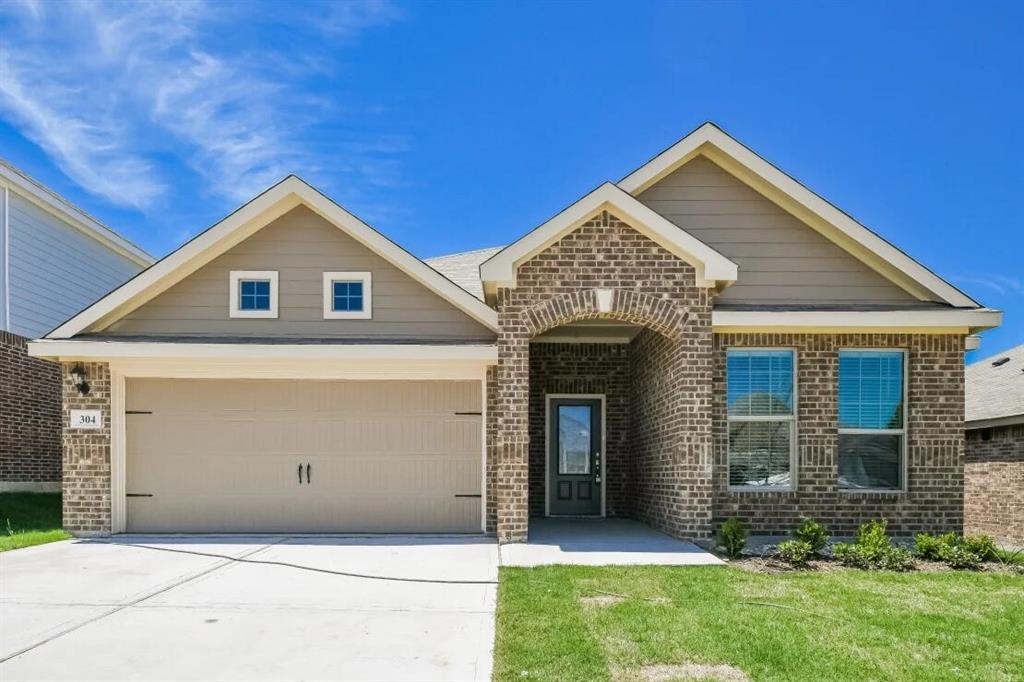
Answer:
[0, 535, 498, 682]
[499, 518, 724, 567]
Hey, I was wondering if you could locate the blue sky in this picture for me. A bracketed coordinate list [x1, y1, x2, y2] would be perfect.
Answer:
[1, 1, 1021, 357]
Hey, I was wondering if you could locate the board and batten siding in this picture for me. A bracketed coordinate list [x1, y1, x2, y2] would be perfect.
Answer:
[7, 192, 142, 340]
[637, 156, 921, 305]
[103, 205, 496, 340]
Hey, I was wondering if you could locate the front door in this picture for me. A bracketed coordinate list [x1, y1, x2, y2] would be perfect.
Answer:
[548, 397, 602, 516]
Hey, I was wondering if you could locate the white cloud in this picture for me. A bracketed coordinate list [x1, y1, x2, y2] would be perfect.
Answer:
[954, 274, 1024, 297]
[0, 0, 402, 210]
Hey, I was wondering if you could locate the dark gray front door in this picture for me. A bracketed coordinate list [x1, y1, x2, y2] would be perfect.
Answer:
[548, 398, 602, 516]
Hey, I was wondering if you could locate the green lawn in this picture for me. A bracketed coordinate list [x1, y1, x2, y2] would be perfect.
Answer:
[0, 492, 70, 552]
[494, 565, 1024, 681]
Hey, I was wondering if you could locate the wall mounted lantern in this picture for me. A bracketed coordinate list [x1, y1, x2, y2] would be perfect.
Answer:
[70, 364, 90, 396]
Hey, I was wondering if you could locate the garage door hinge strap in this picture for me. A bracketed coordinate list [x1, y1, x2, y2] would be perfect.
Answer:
[454, 411, 482, 416]
[454, 494, 482, 498]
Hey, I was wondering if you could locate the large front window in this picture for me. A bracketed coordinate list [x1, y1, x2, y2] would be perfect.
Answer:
[726, 349, 796, 489]
[838, 350, 905, 491]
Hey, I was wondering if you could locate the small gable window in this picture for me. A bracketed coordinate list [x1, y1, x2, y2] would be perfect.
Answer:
[229, 271, 278, 319]
[323, 272, 372, 319]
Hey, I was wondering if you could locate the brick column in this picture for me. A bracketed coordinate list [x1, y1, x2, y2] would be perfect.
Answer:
[62, 361, 112, 535]
[495, 289, 530, 543]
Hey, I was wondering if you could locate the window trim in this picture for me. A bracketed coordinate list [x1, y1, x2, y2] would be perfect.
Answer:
[726, 347, 799, 493]
[837, 347, 909, 494]
[229, 270, 278, 319]
[322, 271, 372, 320]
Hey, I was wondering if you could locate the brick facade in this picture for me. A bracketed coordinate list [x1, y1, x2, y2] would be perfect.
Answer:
[490, 210, 712, 541]
[61, 361, 113, 534]
[1, 331, 62, 488]
[965, 424, 1023, 546]
[712, 333, 965, 536]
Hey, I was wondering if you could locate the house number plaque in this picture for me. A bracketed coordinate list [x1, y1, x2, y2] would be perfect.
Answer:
[70, 410, 102, 429]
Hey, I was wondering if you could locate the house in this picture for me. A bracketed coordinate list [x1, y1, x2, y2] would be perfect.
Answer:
[27, 123, 1001, 541]
[0, 160, 153, 492]
[965, 345, 1023, 546]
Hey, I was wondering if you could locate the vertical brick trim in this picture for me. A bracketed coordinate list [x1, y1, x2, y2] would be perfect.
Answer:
[965, 424, 1023, 545]
[0, 331, 61, 484]
[493, 210, 712, 542]
[712, 333, 965, 535]
[62, 361, 113, 534]
[485, 364, 499, 534]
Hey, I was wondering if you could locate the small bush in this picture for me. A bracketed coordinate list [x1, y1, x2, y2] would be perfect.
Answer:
[718, 518, 747, 559]
[777, 540, 813, 567]
[962, 535, 998, 561]
[942, 544, 983, 570]
[914, 533, 946, 560]
[833, 519, 915, 571]
[792, 518, 829, 553]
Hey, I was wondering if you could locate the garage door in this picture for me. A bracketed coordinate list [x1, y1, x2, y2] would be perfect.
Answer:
[125, 379, 482, 533]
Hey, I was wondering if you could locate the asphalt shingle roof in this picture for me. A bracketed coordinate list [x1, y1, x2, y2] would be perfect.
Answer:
[965, 343, 1024, 424]
[425, 246, 504, 300]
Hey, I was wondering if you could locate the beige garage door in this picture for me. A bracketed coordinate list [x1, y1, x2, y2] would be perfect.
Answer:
[125, 379, 482, 533]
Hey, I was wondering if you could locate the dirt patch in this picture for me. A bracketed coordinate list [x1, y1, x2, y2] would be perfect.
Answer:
[581, 594, 625, 607]
[625, 662, 752, 681]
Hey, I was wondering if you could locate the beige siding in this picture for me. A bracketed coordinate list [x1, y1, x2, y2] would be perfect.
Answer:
[125, 378, 482, 533]
[104, 205, 495, 339]
[638, 156, 920, 305]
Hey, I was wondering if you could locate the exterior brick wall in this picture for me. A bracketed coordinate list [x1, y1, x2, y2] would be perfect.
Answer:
[528, 343, 631, 517]
[965, 424, 1023, 546]
[1, 331, 62, 486]
[62, 361, 112, 534]
[712, 333, 965, 536]
[492, 210, 712, 541]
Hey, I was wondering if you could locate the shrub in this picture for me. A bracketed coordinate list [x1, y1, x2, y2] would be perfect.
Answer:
[914, 533, 946, 560]
[962, 535, 998, 562]
[719, 518, 747, 559]
[792, 518, 829, 553]
[942, 544, 983, 570]
[833, 519, 915, 572]
[776, 540, 813, 567]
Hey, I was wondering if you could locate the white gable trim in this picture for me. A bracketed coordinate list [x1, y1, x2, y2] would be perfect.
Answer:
[479, 182, 738, 291]
[0, 160, 153, 268]
[47, 176, 497, 338]
[619, 123, 979, 308]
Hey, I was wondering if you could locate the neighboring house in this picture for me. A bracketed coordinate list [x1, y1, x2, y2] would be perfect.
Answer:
[0, 160, 153, 492]
[28, 123, 1000, 541]
[965, 345, 1023, 546]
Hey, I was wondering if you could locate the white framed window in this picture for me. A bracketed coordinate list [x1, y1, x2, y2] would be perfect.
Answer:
[229, 271, 278, 319]
[726, 348, 797, 490]
[322, 271, 372, 319]
[838, 349, 907, 492]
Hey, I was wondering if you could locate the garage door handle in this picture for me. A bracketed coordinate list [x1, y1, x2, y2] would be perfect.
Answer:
[306, 463, 312, 485]
[298, 464, 304, 485]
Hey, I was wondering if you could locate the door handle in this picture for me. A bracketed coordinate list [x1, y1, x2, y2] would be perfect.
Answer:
[306, 463, 312, 485]
[298, 463, 304, 485]
[595, 451, 601, 483]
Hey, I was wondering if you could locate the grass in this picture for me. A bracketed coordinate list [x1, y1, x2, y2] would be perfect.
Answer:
[494, 565, 1024, 681]
[0, 492, 70, 552]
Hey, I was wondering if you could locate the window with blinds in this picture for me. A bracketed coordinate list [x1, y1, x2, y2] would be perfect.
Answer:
[726, 349, 796, 489]
[837, 350, 906, 490]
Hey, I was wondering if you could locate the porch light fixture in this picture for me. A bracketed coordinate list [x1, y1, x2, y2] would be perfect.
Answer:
[70, 364, 90, 396]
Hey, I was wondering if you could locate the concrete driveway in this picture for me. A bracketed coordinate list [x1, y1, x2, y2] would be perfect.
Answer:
[0, 535, 498, 682]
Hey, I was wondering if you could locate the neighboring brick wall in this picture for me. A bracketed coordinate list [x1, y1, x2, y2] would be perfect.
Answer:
[0, 331, 62, 486]
[965, 424, 1024, 546]
[712, 333, 965, 536]
[493, 210, 712, 541]
[485, 364, 498, 534]
[528, 343, 631, 517]
[62, 361, 112, 534]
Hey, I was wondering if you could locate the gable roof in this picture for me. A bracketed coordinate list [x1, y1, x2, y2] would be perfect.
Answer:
[47, 176, 498, 338]
[426, 246, 503, 300]
[619, 122, 979, 308]
[0, 158, 153, 267]
[966, 344, 1024, 428]
[479, 182, 739, 295]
